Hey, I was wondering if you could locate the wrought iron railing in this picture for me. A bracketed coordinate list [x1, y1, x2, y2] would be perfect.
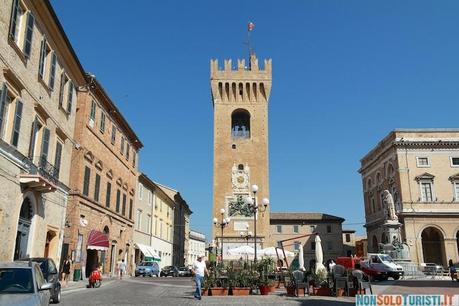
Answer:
[26, 156, 59, 184]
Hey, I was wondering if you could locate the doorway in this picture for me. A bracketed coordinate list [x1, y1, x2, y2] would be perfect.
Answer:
[14, 198, 33, 260]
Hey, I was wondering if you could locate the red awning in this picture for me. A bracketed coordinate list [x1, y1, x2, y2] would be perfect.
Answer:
[87, 230, 109, 251]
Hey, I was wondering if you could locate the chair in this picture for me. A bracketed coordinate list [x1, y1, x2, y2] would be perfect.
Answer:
[292, 270, 308, 296]
[352, 270, 372, 294]
[332, 265, 349, 296]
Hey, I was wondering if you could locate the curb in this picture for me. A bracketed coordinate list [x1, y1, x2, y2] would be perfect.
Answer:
[62, 279, 117, 294]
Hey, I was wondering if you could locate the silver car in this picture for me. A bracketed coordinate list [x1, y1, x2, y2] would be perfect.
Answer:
[0, 261, 53, 306]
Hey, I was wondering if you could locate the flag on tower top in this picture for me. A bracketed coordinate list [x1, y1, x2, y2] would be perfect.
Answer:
[248, 22, 255, 31]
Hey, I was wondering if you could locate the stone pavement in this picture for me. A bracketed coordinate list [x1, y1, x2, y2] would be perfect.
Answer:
[372, 279, 459, 296]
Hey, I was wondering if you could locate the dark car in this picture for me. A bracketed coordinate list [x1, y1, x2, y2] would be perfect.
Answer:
[160, 266, 179, 277]
[19, 257, 61, 303]
[135, 261, 159, 277]
[177, 267, 192, 277]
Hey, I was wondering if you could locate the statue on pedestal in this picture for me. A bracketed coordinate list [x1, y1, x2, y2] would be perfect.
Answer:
[383, 190, 398, 222]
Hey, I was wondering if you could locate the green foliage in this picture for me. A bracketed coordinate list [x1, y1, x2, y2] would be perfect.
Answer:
[312, 268, 329, 288]
[228, 195, 253, 217]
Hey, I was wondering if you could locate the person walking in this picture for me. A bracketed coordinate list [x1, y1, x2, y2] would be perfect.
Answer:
[119, 259, 126, 280]
[448, 259, 457, 282]
[192, 256, 208, 300]
[61, 256, 72, 287]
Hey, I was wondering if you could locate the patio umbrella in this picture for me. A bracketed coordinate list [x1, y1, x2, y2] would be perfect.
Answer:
[298, 244, 305, 271]
[227, 245, 255, 256]
[315, 235, 327, 274]
[260, 247, 294, 258]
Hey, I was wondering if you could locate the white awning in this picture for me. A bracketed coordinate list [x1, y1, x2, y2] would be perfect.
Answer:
[136, 243, 160, 260]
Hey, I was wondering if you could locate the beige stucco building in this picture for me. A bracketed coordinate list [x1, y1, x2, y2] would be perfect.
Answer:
[270, 212, 345, 268]
[0, 0, 85, 268]
[359, 129, 459, 266]
[210, 53, 272, 257]
[64, 76, 142, 278]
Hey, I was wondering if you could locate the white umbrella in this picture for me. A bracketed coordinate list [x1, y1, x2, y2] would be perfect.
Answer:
[298, 244, 305, 271]
[260, 247, 295, 258]
[227, 245, 255, 256]
[315, 235, 326, 274]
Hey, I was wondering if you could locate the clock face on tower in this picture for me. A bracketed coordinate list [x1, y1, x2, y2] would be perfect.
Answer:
[231, 163, 250, 192]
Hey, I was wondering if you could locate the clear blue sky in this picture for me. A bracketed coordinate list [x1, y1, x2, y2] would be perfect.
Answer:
[52, 1, 459, 238]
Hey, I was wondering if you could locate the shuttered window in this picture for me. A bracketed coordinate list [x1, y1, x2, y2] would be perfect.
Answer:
[100, 111, 105, 133]
[40, 127, 50, 161]
[66, 82, 74, 113]
[105, 182, 111, 208]
[58, 73, 67, 108]
[83, 166, 91, 196]
[126, 143, 130, 161]
[38, 39, 46, 79]
[129, 199, 133, 219]
[54, 141, 62, 179]
[111, 125, 116, 144]
[122, 193, 126, 215]
[115, 189, 121, 212]
[23, 12, 34, 58]
[11, 100, 23, 147]
[9, 0, 20, 41]
[0, 84, 8, 139]
[120, 137, 125, 155]
[28, 118, 39, 158]
[48, 53, 57, 90]
[94, 174, 101, 202]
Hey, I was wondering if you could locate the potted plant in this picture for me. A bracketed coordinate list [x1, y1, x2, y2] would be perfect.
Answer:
[207, 266, 228, 296]
[229, 268, 251, 296]
[284, 269, 298, 296]
[255, 257, 275, 295]
[312, 269, 331, 296]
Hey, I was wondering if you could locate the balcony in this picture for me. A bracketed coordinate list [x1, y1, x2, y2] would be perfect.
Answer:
[19, 156, 58, 193]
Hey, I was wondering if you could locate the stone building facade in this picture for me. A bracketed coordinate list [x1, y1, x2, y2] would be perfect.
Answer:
[187, 229, 206, 265]
[0, 0, 85, 268]
[270, 212, 344, 268]
[64, 77, 142, 278]
[359, 129, 459, 266]
[210, 53, 272, 256]
[133, 174, 175, 269]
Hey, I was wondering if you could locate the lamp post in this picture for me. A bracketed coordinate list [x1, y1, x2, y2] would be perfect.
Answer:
[240, 230, 253, 245]
[245, 184, 269, 263]
[213, 208, 230, 265]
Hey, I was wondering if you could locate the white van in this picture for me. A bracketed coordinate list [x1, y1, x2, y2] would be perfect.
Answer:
[362, 253, 404, 280]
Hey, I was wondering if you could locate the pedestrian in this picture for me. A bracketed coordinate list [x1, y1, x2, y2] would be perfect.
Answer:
[448, 259, 456, 282]
[119, 259, 126, 280]
[192, 255, 208, 300]
[61, 256, 72, 287]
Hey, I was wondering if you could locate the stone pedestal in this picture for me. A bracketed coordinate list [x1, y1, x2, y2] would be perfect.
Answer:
[383, 220, 402, 244]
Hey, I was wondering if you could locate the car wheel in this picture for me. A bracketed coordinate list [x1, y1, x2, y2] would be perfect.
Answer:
[52, 287, 61, 304]
[393, 275, 400, 280]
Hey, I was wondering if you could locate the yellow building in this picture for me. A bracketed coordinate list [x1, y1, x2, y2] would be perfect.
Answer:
[359, 129, 459, 266]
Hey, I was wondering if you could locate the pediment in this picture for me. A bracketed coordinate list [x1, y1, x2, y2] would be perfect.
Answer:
[116, 178, 123, 186]
[129, 188, 135, 196]
[449, 173, 459, 181]
[122, 183, 128, 191]
[84, 151, 94, 163]
[415, 172, 435, 181]
[95, 160, 103, 171]
[106, 169, 113, 179]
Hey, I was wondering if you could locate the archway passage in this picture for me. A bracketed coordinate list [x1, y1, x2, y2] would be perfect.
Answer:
[14, 198, 33, 260]
[231, 109, 250, 139]
[421, 227, 445, 266]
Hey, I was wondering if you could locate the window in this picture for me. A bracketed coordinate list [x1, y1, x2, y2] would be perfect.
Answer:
[83, 166, 90, 196]
[326, 241, 333, 251]
[420, 182, 433, 202]
[454, 182, 459, 201]
[58, 73, 68, 109]
[28, 118, 39, 158]
[345, 233, 351, 242]
[371, 197, 375, 214]
[132, 151, 136, 167]
[48, 52, 57, 90]
[94, 174, 101, 202]
[416, 157, 430, 167]
[327, 225, 332, 233]
[115, 189, 120, 212]
[89, 100, 96, 126]
[147, 214, 152, 233]
[154, 216, 158, 235]
[40, 127, 50, 162]
[126, 143, 130, 161]
[276, 225, 282, 233]
[9, 0, 35, 59]
[105, 182, 111, 208]
[311, 241, 316, 251]
[136, 209, 142, 230]
[0, 84, 9, 138]
[138, 183, 143, 200]
[122, 193, 126, 215]
[160, 220, 163, 238]
[451, 157, 459, 167]
[231, 109, 250, 139]
[129, 199, 133, 219]
[293, 225, 299, 233]
[111, 124, 116, 144]
[294, 242, 300, 251]
[10, 99, 23, 147]
[66, 82, 74, 113]
[120, 137, 125, 155]
[38, 38, 48, 80]
[54, 141, 62, 179]
[100, 111, 105, 133]
[148, 190, 152, 205]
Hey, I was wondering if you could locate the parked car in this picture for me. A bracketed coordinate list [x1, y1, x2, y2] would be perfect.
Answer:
[135, 262, 159, 277]
[160, 266, 179, 277]
[0, 261, 53, 306]
[360, 253, 404, 280]
[177, 267, 192, 277]
[19, 257, 61, 303]
[421, 263, 444, 275]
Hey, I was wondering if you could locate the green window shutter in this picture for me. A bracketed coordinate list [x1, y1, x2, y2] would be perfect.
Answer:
[11, 99, 23, 147]
[54, 141, 62, 179]
[38, 39, 46, 79]
[23, 12, 35, 59]
[66, 82, 74, 113]
[28, 118, 38, 158]
[48, 52, 57, 90]
[105, 182, 112, 208]
[122, 193, 126, 215]
[8, 0, 19, 40]
[0, 83, 7, 139]
[116, 190, 121, 212]
[83, 166, 91, 196]
[40, 127, 50, 162]
[94, 174, 101, 202]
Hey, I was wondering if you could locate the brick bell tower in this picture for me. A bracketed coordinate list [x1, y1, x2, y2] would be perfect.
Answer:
[210, 52, 272, 258]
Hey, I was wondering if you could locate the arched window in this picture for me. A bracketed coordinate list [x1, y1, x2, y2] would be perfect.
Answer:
[367, 178, 372, 190]
[231, 109, 250, 139]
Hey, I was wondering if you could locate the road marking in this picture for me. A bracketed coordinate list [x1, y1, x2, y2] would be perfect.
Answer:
[125, 278, 195, 288]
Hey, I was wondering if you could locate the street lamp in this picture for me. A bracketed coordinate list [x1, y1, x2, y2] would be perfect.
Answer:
[245, 184, 269, 263]
[213, 208, 230, 265]
[240, 230, 253, 245]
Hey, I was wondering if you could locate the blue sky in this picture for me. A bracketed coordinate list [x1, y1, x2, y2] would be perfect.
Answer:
[52, 1, 459, 238]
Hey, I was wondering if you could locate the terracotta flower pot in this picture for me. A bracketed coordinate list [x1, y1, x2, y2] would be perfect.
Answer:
[349, 288, 365, 297]
[259, 285, 270, 295]
[201, 289, 209, 296]
[286, 287, 305, 296]
[231, 287, 250, 296]
[313, 287, 331, 296]
[209, 287, 228, 296]
[269, 284, 276, 292]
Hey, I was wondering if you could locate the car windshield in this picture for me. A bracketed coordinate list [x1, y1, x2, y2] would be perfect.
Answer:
[380, 255, 394, 263]
[140, 262, 153, 266]
[0, 268, 34, 294]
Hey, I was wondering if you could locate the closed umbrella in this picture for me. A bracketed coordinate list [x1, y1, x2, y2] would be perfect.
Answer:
[298, 244, 305, 271]
[315, 235, 326, 274]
